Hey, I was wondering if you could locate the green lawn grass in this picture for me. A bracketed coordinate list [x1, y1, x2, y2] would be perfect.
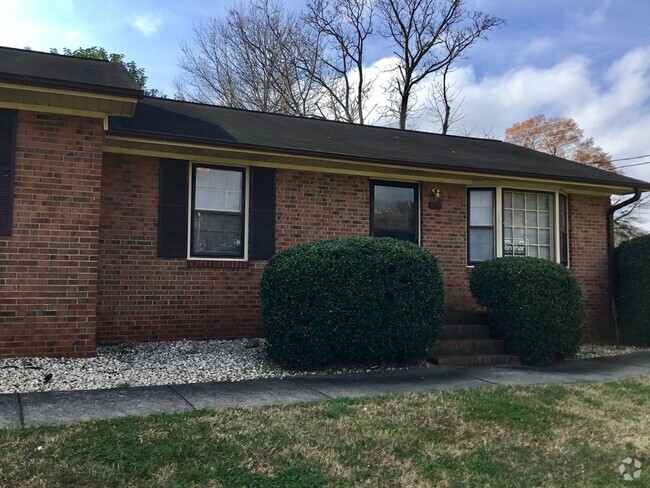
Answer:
[1, 377, 648, 487]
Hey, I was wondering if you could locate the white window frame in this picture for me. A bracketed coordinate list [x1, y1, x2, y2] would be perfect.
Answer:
[187, 162, 250, 261]
[467, 186, 569, 267]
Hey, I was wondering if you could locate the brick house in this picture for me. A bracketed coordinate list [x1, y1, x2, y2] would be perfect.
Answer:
[0, 47, 648, 358]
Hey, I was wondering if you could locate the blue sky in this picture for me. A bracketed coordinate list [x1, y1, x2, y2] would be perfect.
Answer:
[1, 0, 650, 198]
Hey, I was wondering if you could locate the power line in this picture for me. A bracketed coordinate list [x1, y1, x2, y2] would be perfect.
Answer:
[617, 160, 650, 169]
[612, 154, 650, 162]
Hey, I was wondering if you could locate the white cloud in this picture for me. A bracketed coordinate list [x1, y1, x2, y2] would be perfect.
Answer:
[522, 37, 555, 57]
[358, 45, 650, 229]
[387, 47, 650, 187]
[568, 0, 610, 28]
[0, 1, 85, 50]
[131, 14, 162, 37]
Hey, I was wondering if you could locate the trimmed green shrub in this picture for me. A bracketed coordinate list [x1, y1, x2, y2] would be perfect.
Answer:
[615, 234, 650, 345]
[260, 237, 445, 369]
[469, 257, 585, 365]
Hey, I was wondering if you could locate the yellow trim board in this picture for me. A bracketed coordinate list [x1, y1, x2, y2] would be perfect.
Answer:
[0, 100, 107, 119]
[0, 83, 139, 117]
[0, 81, 139, 103]
[103, 135, 630, 196]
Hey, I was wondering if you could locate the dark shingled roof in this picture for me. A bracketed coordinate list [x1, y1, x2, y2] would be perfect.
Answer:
[109, 97, 649, 191]
[0, 46, 143, 98]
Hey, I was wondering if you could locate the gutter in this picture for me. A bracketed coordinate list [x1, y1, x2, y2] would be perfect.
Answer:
[606, 188, 642, 343]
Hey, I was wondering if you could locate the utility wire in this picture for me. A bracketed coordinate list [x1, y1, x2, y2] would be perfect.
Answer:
[617, 160, 650, 169]
[611, 154, 650, 162]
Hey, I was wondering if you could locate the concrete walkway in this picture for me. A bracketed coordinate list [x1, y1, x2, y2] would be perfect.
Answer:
[1, 352, 649, 429]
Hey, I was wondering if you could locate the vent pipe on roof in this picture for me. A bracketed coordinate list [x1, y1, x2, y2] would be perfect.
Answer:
[606, 188, 642, 344]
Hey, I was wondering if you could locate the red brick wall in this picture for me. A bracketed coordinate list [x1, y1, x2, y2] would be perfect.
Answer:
[275, 170, 369, 249]
[98, 164, 485, 345]
[421, 182, 476, 311]
[97, 154, 264, 343]
[3, 132, 613, 355]
[96, 164, 379, 343]
[568, 194, 613, 339]
[0, 111, 103, 357]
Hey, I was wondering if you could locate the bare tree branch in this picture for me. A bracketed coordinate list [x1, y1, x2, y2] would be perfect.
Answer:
[377, 0, 503, 129]
[304, 0, 375, 124]
[176, 0, 321, 116]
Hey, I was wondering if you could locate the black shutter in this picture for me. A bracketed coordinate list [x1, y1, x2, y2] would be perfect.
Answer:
[158, 158, 188, 258]
[249, 167, 276, 260]
[0, 109, 16, 236]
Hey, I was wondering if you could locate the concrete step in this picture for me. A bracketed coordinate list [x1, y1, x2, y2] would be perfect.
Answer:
[444, 311, 490, 325]
[430, 338, 504, 356]
[439, 324, 491, 339]
[432, 354, 521, 367]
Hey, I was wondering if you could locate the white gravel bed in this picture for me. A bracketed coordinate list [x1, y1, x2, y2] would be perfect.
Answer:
[576, 343, 650, 360]
[3, 339, 647, 394]
[0, 339, 432, 394]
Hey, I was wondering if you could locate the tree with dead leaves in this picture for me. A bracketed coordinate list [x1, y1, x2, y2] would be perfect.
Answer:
[505, 114, 648, 242]
[504, 114, 616, 171]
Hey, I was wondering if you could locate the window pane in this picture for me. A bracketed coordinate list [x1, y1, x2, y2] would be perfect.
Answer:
[539, 212, 550, 228]
[504, 191, 512, 208]
[539, 195, 550, 210]
[195, 167, 243, 212]
[193, 212, 242, 256]
[513, 193, 525, 209]
[539, 247, 551, 260]
[469, 228, 494, 262]
[209, 191, 227, 211]
[469, 190, 494, 226]
[514, 210, 525, 226]
[526, 194, 537, 210]
[225, 190, 242, 211]
[525, 211, 537, 227]
[540, 229, 550, 245]
[373, 184, 415, 232]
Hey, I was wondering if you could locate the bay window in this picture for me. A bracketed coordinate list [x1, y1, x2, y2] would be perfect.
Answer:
[468, 187, 569, 266]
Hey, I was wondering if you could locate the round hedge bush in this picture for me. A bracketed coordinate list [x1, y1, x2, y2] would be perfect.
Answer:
[260, 237, 445, 369]
[615, 234, 650, 345]
[469, 257, 585, 365]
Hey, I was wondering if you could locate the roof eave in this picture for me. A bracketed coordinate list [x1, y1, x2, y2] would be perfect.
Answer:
[105, 129, 650, 194]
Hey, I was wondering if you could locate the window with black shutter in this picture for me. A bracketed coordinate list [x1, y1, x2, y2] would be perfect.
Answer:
[158, 159, 189, 258]
[249, 167, 276, 260]
[189, 163, 246, 259]
[0, 109, 16, 236]
[159, 160, 276, 261]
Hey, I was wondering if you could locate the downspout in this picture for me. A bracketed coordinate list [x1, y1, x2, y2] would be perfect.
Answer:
[606, 187, 642, 343]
